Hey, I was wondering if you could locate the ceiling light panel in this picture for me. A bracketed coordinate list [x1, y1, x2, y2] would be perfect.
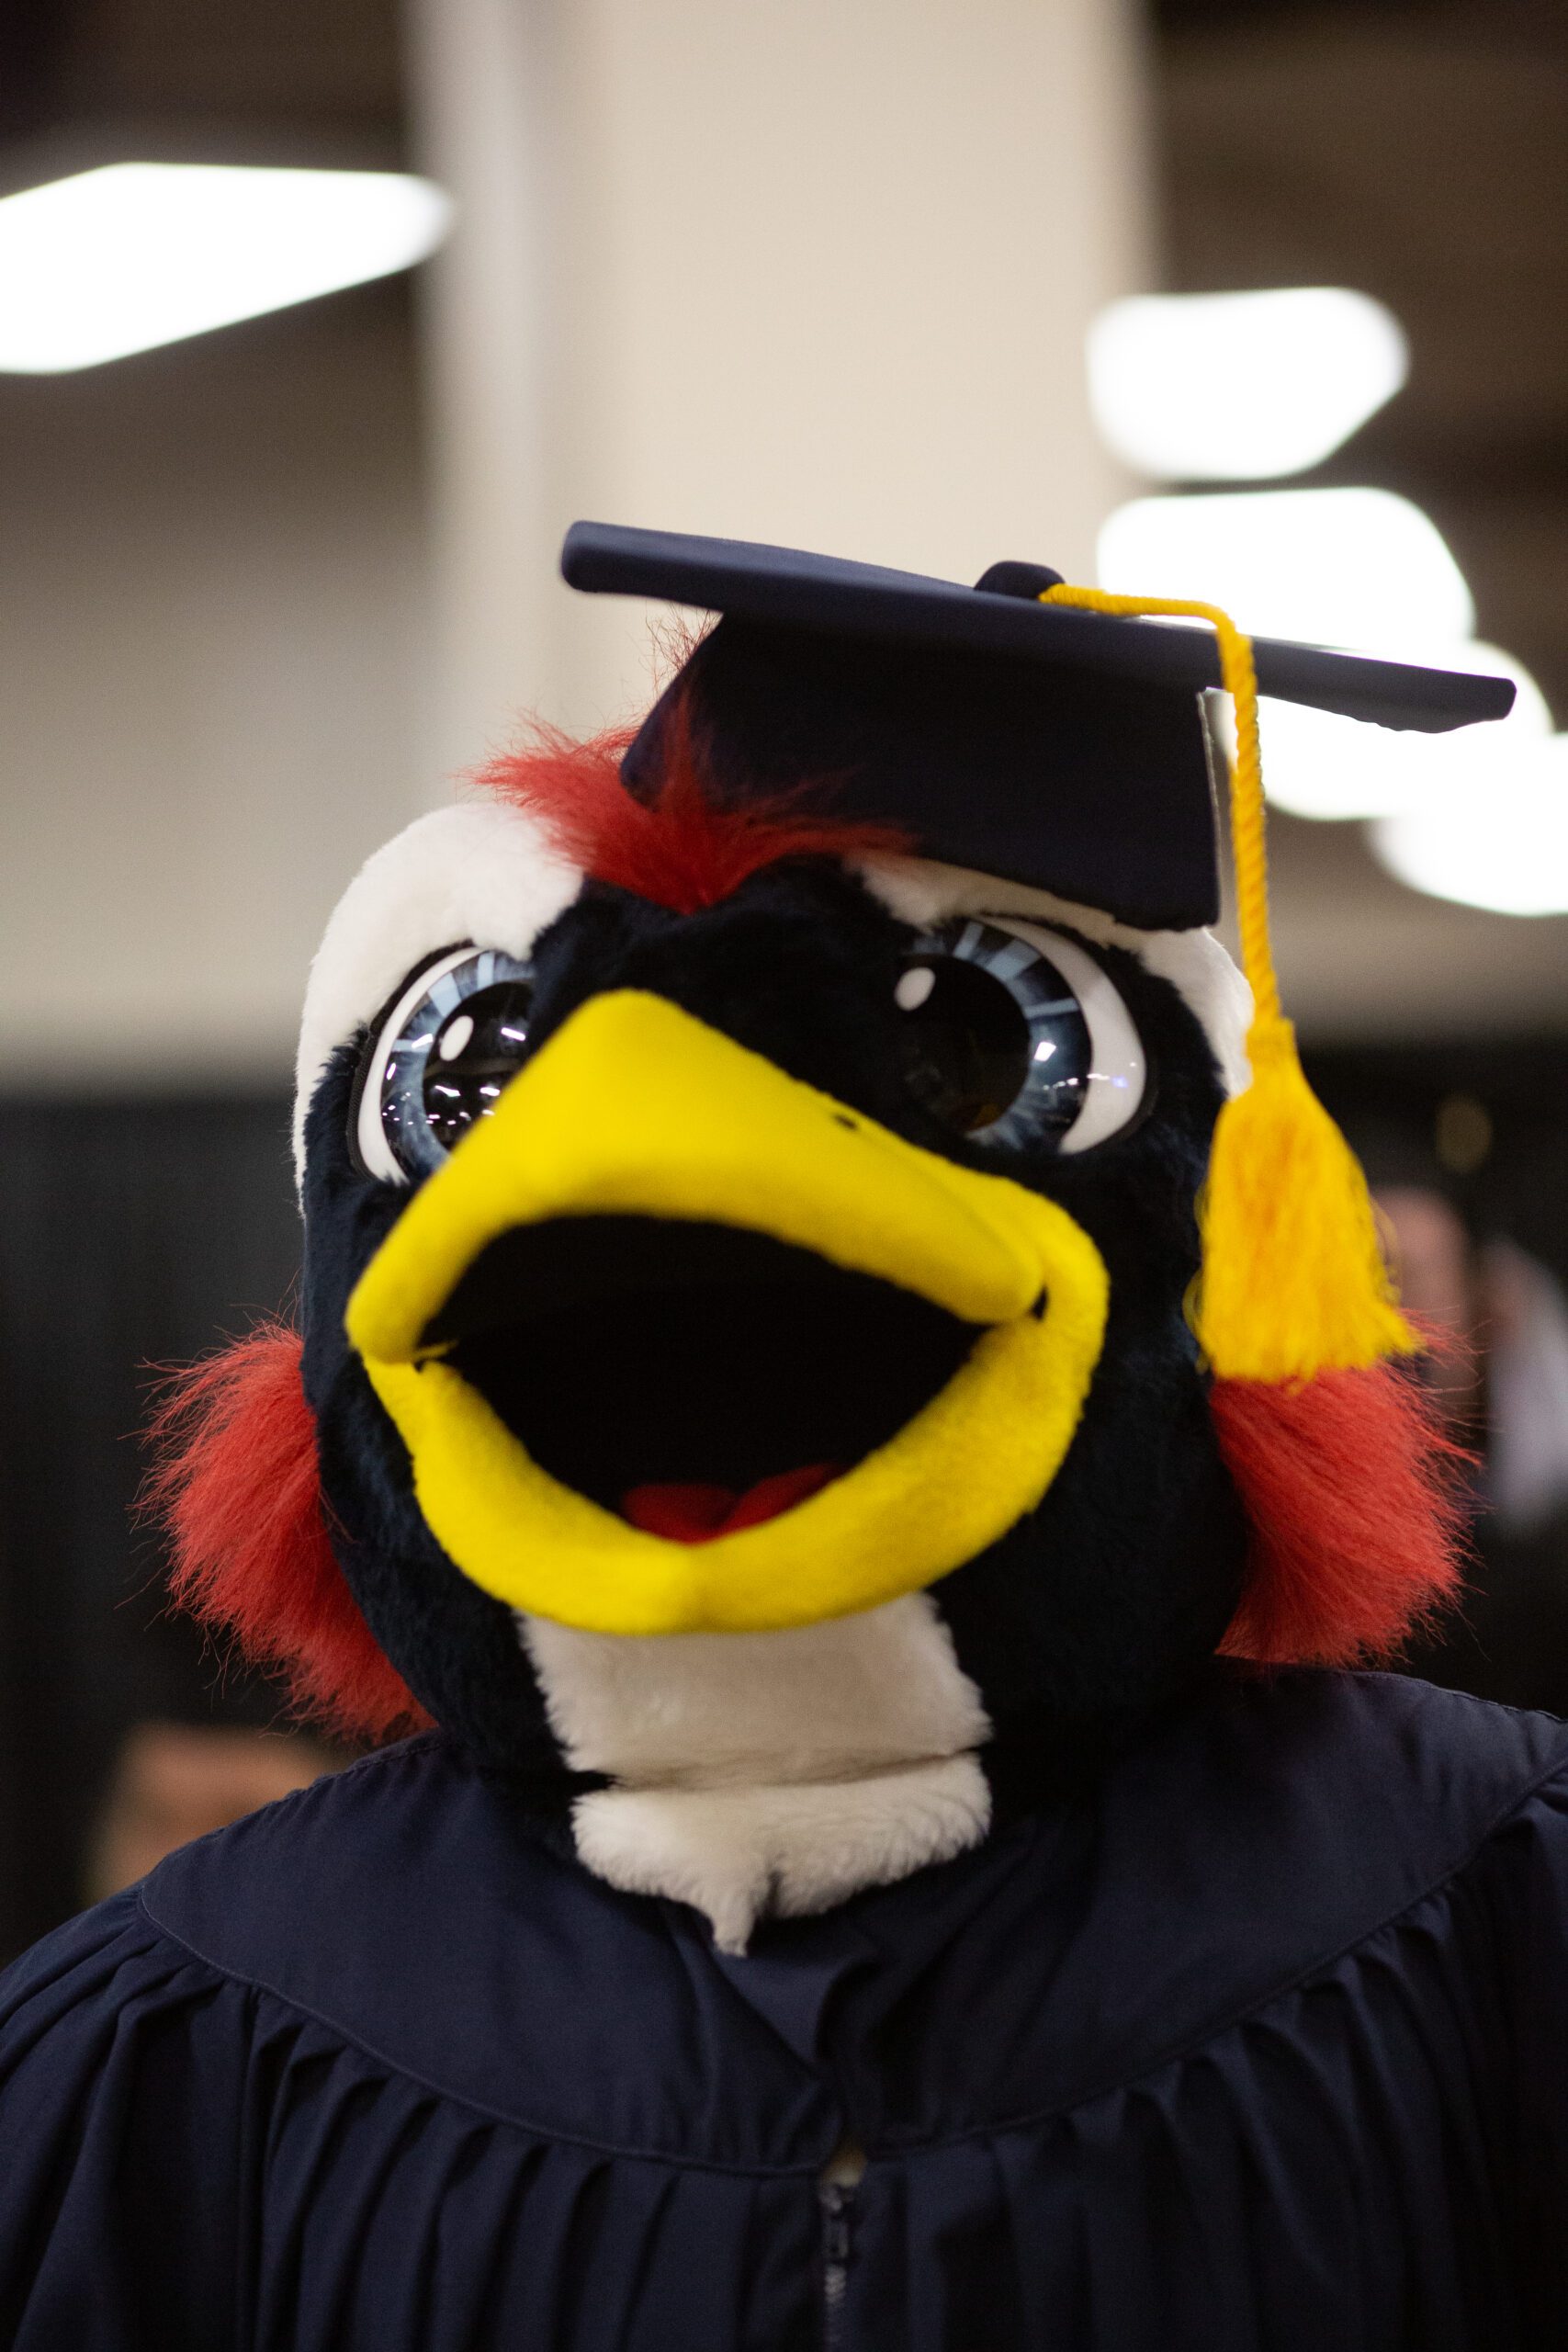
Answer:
[1097, 487, 1475, 652]
[1371, 736, 1568, 917]
[1087, 288, 1408, 482]
[1211, 645, 1552, 823]
[0, 164, 454, 373]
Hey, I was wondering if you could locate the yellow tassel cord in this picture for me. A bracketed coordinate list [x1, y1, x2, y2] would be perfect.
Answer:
[1040, 583, 1420, 1385]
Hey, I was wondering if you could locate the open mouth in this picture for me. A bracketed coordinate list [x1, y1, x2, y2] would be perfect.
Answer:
[423, 1216, 978, 1540]
[347, 987, 1109, 1634]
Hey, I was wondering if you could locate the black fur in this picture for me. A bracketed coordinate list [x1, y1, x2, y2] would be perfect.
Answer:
[302, 1056, 599, 1817]
[299, 859, 1245, 1799]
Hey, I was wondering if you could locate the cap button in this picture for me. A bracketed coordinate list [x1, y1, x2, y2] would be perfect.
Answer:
[973, 560, 1066, 600]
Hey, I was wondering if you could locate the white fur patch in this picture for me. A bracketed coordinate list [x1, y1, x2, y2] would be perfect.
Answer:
[571, 1758, 992, 1956]
[293, 798, 583, 1175]
[519, 1594, 993, 1948]
[521, 1592, 990, 1787]
[858, 854, 1253, 1098]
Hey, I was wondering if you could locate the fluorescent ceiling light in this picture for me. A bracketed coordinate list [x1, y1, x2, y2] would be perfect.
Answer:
[1087, 288, 1408, 481]
[1371, 735, 1568, 916]
[1211, 645, 1552, 822]
[0, 164, 453, 372]
[1097, 487, 1475, 651]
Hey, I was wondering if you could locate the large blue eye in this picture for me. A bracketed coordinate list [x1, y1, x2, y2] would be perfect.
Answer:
[355, 946, 536, 1183]
[897, 917, 1146, 1154]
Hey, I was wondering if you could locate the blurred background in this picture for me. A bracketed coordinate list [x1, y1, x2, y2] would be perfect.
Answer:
[1, 0, 1564, 1961]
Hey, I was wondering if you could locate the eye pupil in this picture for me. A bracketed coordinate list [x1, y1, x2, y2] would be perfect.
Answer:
[416, 980, 536, 1152]
[898, 956, 1034, 1133]
[897, 922, 1100, 1148]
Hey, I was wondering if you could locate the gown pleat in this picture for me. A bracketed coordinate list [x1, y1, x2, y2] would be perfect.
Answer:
[3, 1669, 1567, 2350]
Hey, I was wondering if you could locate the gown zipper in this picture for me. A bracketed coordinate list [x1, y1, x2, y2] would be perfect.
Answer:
[818, 2180, 854, 2352]
[818, 2140, 865, 2352]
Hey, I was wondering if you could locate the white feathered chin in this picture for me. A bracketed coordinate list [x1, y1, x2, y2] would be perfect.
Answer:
[518, 1596, 993, 1952]
[570, 1759, 993, 1957]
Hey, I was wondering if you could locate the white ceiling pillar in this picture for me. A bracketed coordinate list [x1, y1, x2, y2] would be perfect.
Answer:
[406, 0, 1152, 773]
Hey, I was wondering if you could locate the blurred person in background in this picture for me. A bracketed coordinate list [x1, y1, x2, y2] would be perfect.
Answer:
[1366, 1122, 1568, 1716]
[87, 1719, 342, 1901]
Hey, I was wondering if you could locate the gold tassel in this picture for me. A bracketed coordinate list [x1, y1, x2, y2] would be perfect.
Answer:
[1040, 582, 1421, 1384]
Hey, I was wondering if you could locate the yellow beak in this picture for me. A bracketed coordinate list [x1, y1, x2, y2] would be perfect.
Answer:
[346, 989, 1109, 1635]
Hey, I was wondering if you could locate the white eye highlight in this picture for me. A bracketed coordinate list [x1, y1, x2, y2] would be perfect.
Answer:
[437, 1012, 474, 1062]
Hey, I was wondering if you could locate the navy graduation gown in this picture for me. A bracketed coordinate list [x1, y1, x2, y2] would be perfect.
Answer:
[3, 1668, 1567, 2351]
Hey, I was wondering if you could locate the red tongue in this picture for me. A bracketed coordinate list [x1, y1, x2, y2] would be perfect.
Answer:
[622, 1464, 840, 1543]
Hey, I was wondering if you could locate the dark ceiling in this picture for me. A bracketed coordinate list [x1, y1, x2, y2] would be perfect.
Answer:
[1152, 0, 1568, 710]
[1153, 0, 1554, 28]
[0, 0, 401, 165]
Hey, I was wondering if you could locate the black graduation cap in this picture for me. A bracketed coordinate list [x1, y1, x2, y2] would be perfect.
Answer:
[560, 522, 1515, 931]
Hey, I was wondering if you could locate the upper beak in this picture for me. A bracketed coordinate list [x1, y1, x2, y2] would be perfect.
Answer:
[348, 988, 1109, 1635]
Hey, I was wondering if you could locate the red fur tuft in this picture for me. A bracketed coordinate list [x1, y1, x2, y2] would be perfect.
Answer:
[1213, 1361, 1471, 1667]
[143, 1323, 434, 1744]
[479, 697, 909, 915]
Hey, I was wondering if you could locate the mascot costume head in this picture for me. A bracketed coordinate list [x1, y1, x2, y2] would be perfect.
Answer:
[150, 525, 1506, 1951]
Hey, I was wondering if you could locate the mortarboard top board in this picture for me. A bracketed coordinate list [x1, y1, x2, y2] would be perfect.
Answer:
[561, 521, 1516, 933]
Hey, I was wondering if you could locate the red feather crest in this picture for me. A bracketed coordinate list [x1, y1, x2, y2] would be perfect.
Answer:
[477, 697, 908, 916]
[143, 1323, 432, 1744]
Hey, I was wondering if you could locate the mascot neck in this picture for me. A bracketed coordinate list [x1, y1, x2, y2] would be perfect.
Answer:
[519, 1596, 992, 1953]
